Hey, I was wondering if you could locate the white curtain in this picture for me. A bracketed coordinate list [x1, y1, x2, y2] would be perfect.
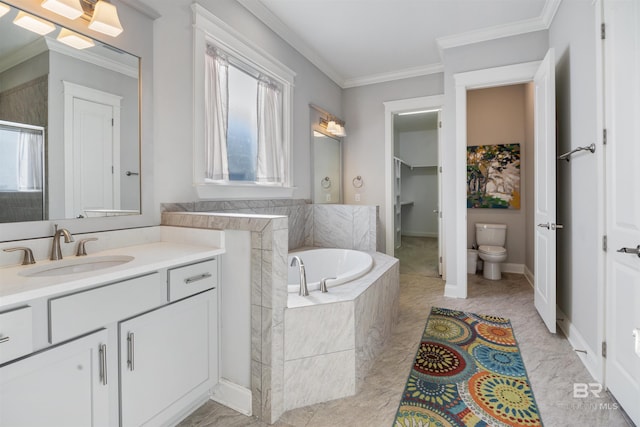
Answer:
[17, 130, 43, 190]
[256, 80, 283, 183]
[205, 50, 229, 180]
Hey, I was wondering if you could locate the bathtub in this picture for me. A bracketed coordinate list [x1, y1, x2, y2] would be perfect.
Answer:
[287, 248, 373, 293]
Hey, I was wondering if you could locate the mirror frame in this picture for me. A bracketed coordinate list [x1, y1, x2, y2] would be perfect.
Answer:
[0, 0, 157, 242]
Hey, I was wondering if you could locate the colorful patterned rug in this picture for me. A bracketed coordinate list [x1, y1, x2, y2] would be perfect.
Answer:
[394, 307, 542, 427]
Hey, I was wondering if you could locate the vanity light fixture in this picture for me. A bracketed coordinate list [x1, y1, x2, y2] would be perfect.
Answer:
[320, 117, 347, 138]
[41, 0, 84, 20]
[57, 27, 95, 49]
[13, 11, 56, 35]
[86, 0, 123, 37]
[0, 2, 10, 18]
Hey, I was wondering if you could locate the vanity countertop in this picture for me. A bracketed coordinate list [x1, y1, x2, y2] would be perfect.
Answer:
[0, 241, 224, 309]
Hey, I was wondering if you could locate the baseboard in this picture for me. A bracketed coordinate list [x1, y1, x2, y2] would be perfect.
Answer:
[523, 265, 534, 289]
[556, 306, 603, 383]
[401, 231, 438, 238]
[501, 263, 524, 274]
[211, 379, 252, 416]
[444, 281, 466, 298]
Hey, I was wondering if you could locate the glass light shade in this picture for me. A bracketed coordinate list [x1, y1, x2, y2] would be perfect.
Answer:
[57, 28, 95, 49]
[334, 124, 346, 137]
[88, 0, 123, 37]
[41, 0, 83, 20]
[0, 3, 10, 18]
[326, 120, 338, 134]
[13, 11, 56, 35]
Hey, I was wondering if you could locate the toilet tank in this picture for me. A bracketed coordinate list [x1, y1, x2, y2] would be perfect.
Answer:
[475, 223, 507, 247]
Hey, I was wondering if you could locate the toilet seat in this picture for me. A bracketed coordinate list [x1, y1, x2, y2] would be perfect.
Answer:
[478, 245, 506, 255]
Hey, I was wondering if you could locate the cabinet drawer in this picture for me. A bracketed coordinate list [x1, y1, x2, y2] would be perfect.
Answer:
[168, 259, 217, 301]
[0, 306, 33, 364]
[49, 272, 165, 343]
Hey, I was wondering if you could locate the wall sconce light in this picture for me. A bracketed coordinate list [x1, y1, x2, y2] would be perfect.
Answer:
[85, 0, 123, 37]
[320, 117, 347, 138]
[13, 11, 56, 35]
[41, 0, 83, 20]
[0, 2, 11, 18]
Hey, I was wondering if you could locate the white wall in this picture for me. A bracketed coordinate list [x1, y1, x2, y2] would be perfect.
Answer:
[151, 0, 342, 206]
[441, 30, 548, 296]
[343, 74, 444, 249]
[398, 129, 438, 237]
[466, 84, 528, 266]
[549, 0, 601, 354]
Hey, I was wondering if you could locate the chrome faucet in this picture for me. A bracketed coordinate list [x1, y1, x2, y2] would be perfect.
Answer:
[50, 224, 74, 261]
[290, 256, 309, 296]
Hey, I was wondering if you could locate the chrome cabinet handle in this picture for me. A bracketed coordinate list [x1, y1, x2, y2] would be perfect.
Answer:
[617, 245, 640, 258]
[184, 273, 212, 284]
[0, 336, 10, 344]
[127, 332, 135, 371]
[99, 344, 107, 385]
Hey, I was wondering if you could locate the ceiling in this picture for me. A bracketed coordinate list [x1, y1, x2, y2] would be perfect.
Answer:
[238, 0, 558, 88]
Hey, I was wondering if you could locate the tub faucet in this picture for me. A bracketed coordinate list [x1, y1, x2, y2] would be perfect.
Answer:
[290, 256, 309, 296]
[319, 277, 337, 293]
[50, 224, 74, 261]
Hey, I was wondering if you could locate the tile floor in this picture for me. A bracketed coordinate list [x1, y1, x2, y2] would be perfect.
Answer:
[180, 238, 632, 426]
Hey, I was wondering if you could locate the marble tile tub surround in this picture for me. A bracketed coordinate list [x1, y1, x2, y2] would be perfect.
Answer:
[162, 211, 289, 424]
[161, 200, 379, 252]
[283, 253, 399, 411]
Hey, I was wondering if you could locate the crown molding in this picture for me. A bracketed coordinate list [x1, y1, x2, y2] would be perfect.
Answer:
[237, 0, 345, 87]
[436, 0, 562, 57]
[342, 63, 444, 89]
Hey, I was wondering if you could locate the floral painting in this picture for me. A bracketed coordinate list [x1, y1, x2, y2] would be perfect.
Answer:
[467, 143, 520, 209]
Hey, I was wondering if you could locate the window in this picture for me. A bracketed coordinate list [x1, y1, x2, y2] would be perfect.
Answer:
[193, 4, 295, 199]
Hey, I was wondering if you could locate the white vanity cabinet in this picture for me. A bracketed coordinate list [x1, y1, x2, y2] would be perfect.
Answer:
[0, 329, 109, 427]
[0, 254, 220, 427]
[120, 289, 217, 427]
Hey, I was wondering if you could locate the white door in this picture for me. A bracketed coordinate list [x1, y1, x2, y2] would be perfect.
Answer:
[72, 98, 115, 217]
[437, 111, 445, 278]
[119, 293, 213, 427]
[604, 0, 640, 423]
[0, 329, 109, 427]
[533, 49, 557, 334]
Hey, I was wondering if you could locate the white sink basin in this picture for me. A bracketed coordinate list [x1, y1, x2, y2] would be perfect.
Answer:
[19, 255, 135, 277]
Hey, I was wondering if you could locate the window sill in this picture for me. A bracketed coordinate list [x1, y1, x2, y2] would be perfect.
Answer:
[194, 182, 296, 200]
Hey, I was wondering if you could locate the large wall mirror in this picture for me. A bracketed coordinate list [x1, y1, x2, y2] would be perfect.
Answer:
[0, 3, 140, 225]
[310, 104, 343, 204]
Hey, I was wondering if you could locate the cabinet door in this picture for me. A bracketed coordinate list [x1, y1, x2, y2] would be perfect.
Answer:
[119, 290, 216, 427]
[0, 329, 109, 427]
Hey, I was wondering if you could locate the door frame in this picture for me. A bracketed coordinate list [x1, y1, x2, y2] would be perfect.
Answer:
[451, 61, 541, 299]
[384, 95, 444, 261]
[63, 81, 122, 218]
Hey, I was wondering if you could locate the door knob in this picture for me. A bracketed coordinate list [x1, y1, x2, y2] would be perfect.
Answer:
[551, 223, 564, 230]
[537, 223, 550, 229]
[617, 245, 640, 258]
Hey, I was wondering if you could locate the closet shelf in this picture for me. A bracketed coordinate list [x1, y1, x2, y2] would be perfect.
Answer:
[393, 156, 436, 170]
[400, 201, 414, 207]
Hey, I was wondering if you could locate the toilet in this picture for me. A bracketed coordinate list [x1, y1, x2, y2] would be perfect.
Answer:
[475, 223, 507, 280]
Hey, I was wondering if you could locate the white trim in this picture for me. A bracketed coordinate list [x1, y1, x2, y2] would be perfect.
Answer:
[401, 231, 439, 238]
[211, 379, 252, 416]
[557, 307, 603, 383]
[524, 265, 535, 289]
[451, 61, 541, 300]
[384, 95, 444, 257]
[342, 63, 444, 89]
[195, 183, 295, 200]
[501, 263, 525, 274]
[436, 0, 562, 56]
[236, 0, 343, 87]
[192, 3, 296, 199]
[63, 81, 122, 218]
